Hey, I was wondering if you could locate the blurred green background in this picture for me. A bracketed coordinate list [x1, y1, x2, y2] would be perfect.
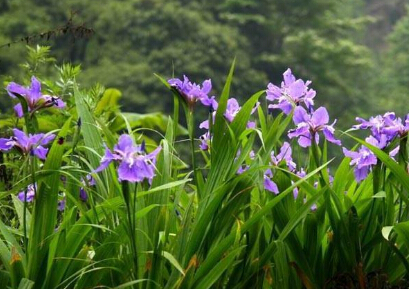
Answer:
[0, 0, 408, 128]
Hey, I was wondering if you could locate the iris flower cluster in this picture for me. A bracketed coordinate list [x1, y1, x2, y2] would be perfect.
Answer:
[7, 76, 65, 118]
[267, 69, 341, 148]
[343, 112, 409, 182]
[95, 134, 161, 183]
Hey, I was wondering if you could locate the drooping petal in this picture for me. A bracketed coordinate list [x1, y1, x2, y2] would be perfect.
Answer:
[95, 147, 116, 172]
[264, 177, 279, 195]
[0, 138, 14, 151]
[354, 167, 370, 182]
[117, 160, 139, 182]
[32, 146, 49, 160]
[322, 126, 341, 145]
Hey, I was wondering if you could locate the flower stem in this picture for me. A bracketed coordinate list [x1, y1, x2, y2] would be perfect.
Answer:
[122, 181, 138, 279]
[187, 111, 200, 199]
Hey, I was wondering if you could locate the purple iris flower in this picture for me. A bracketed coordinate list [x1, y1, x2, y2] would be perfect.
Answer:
[95, 134, 161, 183]
[17, 183, 36, 202]
[288, 106, 341, 148]
[168, 75, 213, 108]
[264, 142, 297, 195]
[264, 172, 279, 195]
[270, 142, 296, 172]
[343, 145, 377, 182]
[0, 129, 55, 159]
[292, 168, 307, 199]
[343, 135, 400, 182]
[266, 68, 316, 115]
[58, 198, 66, 211]
[7, 76, 65, 118]
[199, 132, 211, 151]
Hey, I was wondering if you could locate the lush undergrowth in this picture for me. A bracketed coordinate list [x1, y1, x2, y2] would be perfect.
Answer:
[0, 48, 409, 289]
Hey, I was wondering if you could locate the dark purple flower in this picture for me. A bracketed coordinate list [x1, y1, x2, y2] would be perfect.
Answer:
[79, 188, 88, 202]
[79, 174, 95, 202]
[0, 129, 55, 159]
[168, 75, 212, 108]
[288, 106, 341, 148]
[95, 134, 161, 183]
[266, 68, 316, 115]
[7, 76, 65, 118]
[17, 184, 36, 202]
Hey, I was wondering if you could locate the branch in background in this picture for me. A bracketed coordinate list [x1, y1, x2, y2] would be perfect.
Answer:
[0, 11, 94, 49]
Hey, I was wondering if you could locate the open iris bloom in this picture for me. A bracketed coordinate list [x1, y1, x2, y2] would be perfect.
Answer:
[288, 106, 341, 148]
[7, 76, 65, 118]
[168, 75, 216, 109]
[0, 128, 55, 160]
[266, 68, 316, 115]
[344, 133, 400, 183]
[95, 134, 161, 183]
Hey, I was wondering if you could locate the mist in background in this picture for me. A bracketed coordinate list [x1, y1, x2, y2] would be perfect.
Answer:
[1, 0, 409, 129]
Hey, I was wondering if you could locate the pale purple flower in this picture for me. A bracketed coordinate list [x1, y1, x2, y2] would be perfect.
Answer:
[264, 173, 279, 195]
[0, 129, 55, 159]
[7, 76, 65, 118]
[266, 68, 316, 114]
[343, 145, 376, 182]
[288, 106, 341, 148]
[270, 142, 296, 171]
[95, 134, 161, 183]
[343, 134, 401, 182]
[168, 75, 212, 108]
[18, 184, 36, 202]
